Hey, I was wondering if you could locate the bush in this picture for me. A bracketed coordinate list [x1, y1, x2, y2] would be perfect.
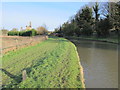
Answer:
[19, 29, 37, 36]
[30, 29, 37, 36]
[19, 31, 25, 36]
[8, 29, 37, 36]
[1, 29, 8, 35]
[8, 31, 19, 36]
[37, 26, 48, 35]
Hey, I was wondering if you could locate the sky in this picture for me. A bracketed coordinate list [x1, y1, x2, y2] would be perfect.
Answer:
[2, 2, 89, 31]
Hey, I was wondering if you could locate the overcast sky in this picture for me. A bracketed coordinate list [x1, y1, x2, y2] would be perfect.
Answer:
[2, 2, 89, 31]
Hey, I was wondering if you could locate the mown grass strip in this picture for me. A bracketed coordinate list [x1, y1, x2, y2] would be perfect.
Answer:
[2, 37, 84, 88]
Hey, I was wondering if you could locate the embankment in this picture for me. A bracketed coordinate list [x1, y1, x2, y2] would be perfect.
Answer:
[65, 36, 119, 44]
[1, 37, 85, 88]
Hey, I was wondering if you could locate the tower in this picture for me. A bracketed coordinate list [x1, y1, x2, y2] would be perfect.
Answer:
[26, 21, 32, 30]
[29, 21, 32, 27]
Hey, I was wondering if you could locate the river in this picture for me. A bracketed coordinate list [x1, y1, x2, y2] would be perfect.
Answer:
[72, 39, 118, 88]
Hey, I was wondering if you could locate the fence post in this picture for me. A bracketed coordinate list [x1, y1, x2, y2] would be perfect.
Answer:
[22, 70, 27, 81]
[15, 38, 18, 49]
[46, 35, 48, 40]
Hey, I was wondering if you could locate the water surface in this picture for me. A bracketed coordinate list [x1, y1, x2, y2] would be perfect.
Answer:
[72, 40, 118, 88]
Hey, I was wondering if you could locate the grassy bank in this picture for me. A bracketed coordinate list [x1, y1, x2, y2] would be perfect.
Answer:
[65, 36, 119, 44]
[1, 37, 84, 88]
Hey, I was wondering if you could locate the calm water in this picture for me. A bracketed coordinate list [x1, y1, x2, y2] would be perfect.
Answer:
[72, 40, 118, 88]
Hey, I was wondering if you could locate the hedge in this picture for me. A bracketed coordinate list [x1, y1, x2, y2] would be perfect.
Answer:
[8, 31, 19, 36]
[8, 29, 37, 36]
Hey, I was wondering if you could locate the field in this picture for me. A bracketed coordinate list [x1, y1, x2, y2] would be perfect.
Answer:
[0, 35, 47, 54]
[1, 37, 84, 88]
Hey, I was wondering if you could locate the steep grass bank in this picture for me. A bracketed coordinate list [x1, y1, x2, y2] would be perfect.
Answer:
[1, 37, 85, 88]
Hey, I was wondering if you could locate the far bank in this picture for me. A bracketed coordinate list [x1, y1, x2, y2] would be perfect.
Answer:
[65, 36, 119, 44]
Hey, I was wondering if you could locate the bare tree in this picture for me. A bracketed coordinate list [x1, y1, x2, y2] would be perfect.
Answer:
[37, 26, 48, 35]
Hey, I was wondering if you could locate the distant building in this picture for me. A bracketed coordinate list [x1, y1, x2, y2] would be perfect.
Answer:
[26, 21, 32, 30]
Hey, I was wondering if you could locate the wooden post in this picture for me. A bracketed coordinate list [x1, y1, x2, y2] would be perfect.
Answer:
[15, 39, 18, 49]
[46, 36, 48, 40]
[22, 70, 27, 81]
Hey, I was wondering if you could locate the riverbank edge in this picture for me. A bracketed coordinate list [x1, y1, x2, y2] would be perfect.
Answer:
[65, 36, 119, 44]
[2, 37, 86, 88]
[72, 42, 85, 88]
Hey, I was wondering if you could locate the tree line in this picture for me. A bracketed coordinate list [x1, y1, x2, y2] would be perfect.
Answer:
[54, 2, 120, 38]
[1, 26, 49, 36]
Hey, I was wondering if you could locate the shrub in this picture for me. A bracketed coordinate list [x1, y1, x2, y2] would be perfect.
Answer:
[19, 29, 37, 36]
[8, 31, 19, 36]
[1, 29, 8, 35]
[19, 31, 25, 36]
[8, 29, 37, 36]
[30, 29, 37, 36]
[36, 26, 48, 35]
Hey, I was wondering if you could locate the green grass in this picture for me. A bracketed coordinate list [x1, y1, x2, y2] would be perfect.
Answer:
[1, 37, 83, 88]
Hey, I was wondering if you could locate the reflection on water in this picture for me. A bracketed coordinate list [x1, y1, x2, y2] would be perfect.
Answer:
[73, 40, 118, 88]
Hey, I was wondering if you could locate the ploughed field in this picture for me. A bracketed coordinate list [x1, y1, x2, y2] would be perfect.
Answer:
[0, 35, 46, 49]
[1, 37, 83, 88]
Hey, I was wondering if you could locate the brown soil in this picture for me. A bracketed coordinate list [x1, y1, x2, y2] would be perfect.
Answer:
[0, 35, 48, 54]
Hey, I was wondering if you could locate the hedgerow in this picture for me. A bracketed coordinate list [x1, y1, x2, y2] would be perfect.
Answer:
[8, 31, 19, 36]
[8, 29, 37, 36]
